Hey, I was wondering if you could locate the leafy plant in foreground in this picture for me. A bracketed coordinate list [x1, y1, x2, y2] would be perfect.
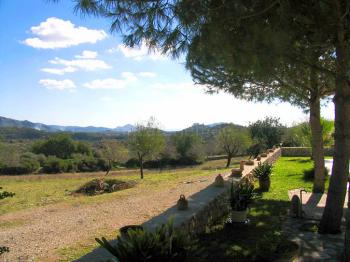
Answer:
[95, 219, 191, 262]
[229, 180, 254, 211]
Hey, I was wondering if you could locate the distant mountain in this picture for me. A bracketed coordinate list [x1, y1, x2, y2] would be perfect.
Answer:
[0, 116, 135, 133]
[0, 116, 248, 142]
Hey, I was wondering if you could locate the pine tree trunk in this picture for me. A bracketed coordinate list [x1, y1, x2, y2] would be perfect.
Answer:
[309, 91, 325, 193]
[319, 30, 350, 234]
[226, 154, 232, 168]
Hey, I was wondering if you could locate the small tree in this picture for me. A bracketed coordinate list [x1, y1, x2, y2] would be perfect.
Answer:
[217, 126, 250, 167]
[249, 117, 284, 149]
[128, 118, 165, 179]
[32, 134, 76, 159]
[171, 131, 204, 164]
[100, 140, 128, 175]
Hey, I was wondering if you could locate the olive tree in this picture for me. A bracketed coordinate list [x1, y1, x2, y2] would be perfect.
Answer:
[100, 140, 128, 175]
[171, 131, 204, 164]
[128, 118, 165, 179]
[217, 126, 250, 167]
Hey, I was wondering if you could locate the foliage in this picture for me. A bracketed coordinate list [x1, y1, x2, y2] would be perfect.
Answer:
[171, 131, 205, 164]
[252, 162, 273, 181]
[75, 141, 92, 156]
[95, 219, 191, 262]
[99, 139, 128, 168]
[32, 134, 77, 159]
[41, 155, 108, 174]
[0, 246, 10, 255]
[249, 117, 284, 148]
[217, 126, 250, 167]
[41, 156, 67, 173]
[0, 185, 14, 256]
[247, 143, 266, 159]
[128, 118, 165, 178]
[229, 180, 254, 211]
[19, 152, 40, 173]
[0, 187, 15, 200]
[283, 119, 334, 147]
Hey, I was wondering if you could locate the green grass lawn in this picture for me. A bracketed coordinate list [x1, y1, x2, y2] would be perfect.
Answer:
[188, 156, 328, 261]
[0, 158, 245, 216]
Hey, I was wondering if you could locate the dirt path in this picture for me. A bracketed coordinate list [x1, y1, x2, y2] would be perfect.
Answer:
[0, 173, 219, 262]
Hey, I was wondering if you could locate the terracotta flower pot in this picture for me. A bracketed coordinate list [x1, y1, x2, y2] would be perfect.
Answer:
[239, 161, 246, 170]
[259, 178, 271, 191]
[120, 225, 143, 239]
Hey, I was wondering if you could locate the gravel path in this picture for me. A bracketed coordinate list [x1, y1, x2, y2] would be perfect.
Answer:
[0, 173, 219, 262]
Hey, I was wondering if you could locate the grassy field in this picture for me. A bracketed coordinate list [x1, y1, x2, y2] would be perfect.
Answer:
[0, 157, 243, 216]
[1, 156, 324, 261]
[189, 156, 328, 261]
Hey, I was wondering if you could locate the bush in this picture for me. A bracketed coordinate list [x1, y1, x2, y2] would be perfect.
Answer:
[252, 162, 273, 181]
[0, 246, 10, 255]
[42, 156, 67, 173]
[75, 155, 108, 172]
[20, 152, 40, 173]
[0, 187, 15, 200]
[0, 166, 33, 175]
[95, 219, 192, 262]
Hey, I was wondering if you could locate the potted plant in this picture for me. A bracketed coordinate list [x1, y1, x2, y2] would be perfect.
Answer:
[252, 162, 273, 191]
[229, 180, 254, 222]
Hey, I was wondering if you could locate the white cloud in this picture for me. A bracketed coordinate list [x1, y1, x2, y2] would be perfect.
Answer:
[41, 57, 111, 75]
[41, 66, 77, 75]
[121, 72, 138, 82]
[109, 42, 167, 61]
[83, 72, 137, 90]
[23, 17, 107, 49]
[138, 72, 157, 78]
[75, 50, 98, 59]
[39, 79, 76, 91]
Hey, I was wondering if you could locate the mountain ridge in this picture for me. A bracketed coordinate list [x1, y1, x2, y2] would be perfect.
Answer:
[0, 116, 245, 136]
[0, 116, 135, 133]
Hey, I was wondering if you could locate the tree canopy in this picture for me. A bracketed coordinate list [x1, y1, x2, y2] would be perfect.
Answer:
[128, 118, 165, 179]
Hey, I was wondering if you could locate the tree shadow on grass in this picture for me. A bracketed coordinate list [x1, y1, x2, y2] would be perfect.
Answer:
[187, 199, 290, 262]
[286, 159, 311, 164]
[302, 168, 329, 182]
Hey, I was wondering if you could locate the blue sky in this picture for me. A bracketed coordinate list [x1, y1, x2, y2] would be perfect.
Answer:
[0, 0, 334, 130]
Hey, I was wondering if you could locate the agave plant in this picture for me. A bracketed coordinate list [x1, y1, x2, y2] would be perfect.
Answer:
[95, 219, 191, 262]
[229, 180, 254, 211]
[252, 162, 273, 181]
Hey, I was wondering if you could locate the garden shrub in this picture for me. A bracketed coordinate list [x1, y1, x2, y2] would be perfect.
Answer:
[95, 219, 192, 262]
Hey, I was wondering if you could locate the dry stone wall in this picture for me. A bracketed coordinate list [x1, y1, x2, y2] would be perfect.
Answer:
[281, 147, 333, 157]
[176, 148, 282, 237]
